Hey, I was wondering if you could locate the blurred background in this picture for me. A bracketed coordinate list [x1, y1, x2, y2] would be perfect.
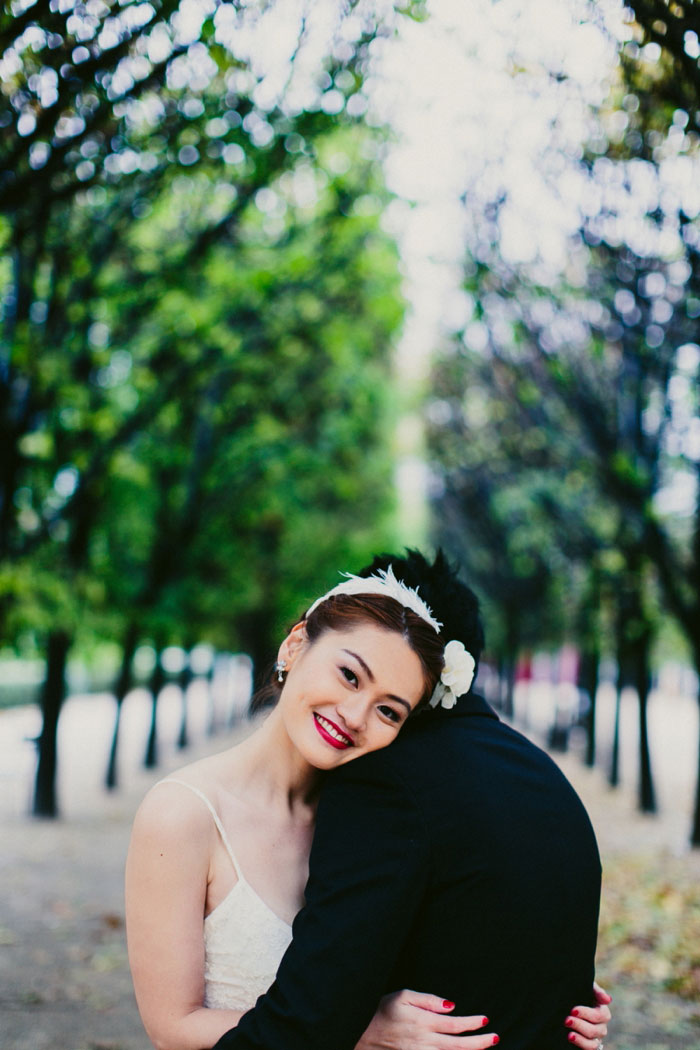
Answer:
[1, 0, 700, 1047]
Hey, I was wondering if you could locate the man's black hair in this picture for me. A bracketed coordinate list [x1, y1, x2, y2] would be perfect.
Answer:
[357, 548, 485, 673]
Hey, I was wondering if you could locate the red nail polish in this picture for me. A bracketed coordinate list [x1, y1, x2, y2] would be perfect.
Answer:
[565, 1018, 574, 1027]
[482, 1017, 489, 1026]
[568, 1035, 577, 1043]
[492, 1037, 500, 1046]
[571, 1008, 580, 1017]
[442, 1000, 455, 1010]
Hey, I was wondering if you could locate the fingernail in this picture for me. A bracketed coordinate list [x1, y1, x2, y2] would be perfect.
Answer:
[492, 1037, 500, 1046]
[482, 1016, 489, 1026]
[442, 1000, 455, 1009]
[571, 1008, 580, 1017]
[565, 1018, 574, 1027]
[568, 1035, 577, 1044]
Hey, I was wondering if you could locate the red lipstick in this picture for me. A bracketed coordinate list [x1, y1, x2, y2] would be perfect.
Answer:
[313, 713, 353, 750]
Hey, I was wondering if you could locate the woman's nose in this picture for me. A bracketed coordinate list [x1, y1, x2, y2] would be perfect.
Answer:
[336, 697, 367, 733]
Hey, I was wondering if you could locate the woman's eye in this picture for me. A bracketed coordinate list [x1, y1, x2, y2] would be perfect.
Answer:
[378, 705, 401, 724]
[341, 666, 358, 686]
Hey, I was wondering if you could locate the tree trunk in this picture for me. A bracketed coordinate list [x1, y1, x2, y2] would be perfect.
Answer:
[501, 606, 519, 722]
[637, 687, 656, 813]
[492, 652, 506, 712]
[144, 649, 166, 769]
[105, 703, 123, 791]
[236, 519, 284, 712]
[609, 670, 622, 789]
[547, 671, 570, 754]
[502, 650, 516, 722]
[105, 622, 139, 790]
[237, 605, 279, 705]
[576, 566, 601, 768]
[33, 630, 71, 817]
[633, 635, 656, 813]
[692, 728, 700, 847]
[206, 659, 217, 737]
[579, 647, 599, 768]
[177, 659, 192, 750]
[691, 651, 700, 847]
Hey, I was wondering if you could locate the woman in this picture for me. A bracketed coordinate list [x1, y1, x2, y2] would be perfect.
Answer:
[126, 552, 611, 1050]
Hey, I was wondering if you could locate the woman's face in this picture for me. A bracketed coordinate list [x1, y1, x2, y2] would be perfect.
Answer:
[276, 623, 426, 770]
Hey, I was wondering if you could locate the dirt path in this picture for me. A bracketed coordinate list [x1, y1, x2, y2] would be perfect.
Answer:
[1, 689, 699, 1050]
[0, 689, 252, 1050]
[554, 752, 700, 1050]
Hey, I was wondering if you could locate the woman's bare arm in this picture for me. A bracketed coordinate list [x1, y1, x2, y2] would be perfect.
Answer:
[125, 784, 245, 1050]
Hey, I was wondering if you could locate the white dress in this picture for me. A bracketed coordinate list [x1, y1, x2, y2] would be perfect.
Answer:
[158, 778, 294, 1010]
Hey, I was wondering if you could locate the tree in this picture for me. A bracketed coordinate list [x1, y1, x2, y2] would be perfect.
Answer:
[427, 0, 700, 833]
[94, 129, 403, 783]
[428, 212, 670, 814]
[428, 309, 603, 708]
[590, 0, 700, 832]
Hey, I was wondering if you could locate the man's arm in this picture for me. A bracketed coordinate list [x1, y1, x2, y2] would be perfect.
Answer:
[213, 751, 430, 1050]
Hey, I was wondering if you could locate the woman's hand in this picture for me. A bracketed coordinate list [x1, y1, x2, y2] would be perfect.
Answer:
[356, 980, 611, 1050]
[564, 981, 612, 1049]
[356, 990, 498, 1050]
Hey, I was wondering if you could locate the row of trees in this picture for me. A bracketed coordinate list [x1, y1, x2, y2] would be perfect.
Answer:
[4, 0, 699, 848]
[0, 0, 426, 814]
[429, 0, 700, 844]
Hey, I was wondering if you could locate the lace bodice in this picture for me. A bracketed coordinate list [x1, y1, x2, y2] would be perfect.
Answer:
[157, 779, 293, 1011]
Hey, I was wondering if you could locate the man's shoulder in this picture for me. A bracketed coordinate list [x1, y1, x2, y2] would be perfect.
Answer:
[327, 694, 503, 784]
[322, 714, 440, 795]
[327, 695, 576, 796]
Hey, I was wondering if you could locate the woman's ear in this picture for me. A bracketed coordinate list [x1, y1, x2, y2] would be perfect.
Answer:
[277, 621, 308, 669]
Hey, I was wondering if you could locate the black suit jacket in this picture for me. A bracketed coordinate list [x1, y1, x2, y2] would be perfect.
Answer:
[214, 695, 601, 1050]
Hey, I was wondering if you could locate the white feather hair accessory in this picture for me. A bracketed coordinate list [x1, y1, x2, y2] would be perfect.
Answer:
[305, 566, 443, 633]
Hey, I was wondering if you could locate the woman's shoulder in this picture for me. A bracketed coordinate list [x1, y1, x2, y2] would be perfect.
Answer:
[131, 782, 203, 846]
[131, 742, 255, 847]
[126, 769, 228, 902]
[133, 760, 223, 844]
[141, 748, 235, 806]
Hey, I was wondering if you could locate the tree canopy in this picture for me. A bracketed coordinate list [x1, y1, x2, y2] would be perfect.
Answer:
[0, 0, 415, 813]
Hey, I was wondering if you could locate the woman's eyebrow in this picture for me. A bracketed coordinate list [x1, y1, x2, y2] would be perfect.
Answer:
[341, 649, 411, 713]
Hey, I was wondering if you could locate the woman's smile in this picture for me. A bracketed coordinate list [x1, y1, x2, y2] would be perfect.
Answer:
[313, 713, 355, 750]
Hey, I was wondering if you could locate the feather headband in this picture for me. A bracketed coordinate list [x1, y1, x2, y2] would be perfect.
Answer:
[305, 566, 443, 633]
[305, 566, 476, 707]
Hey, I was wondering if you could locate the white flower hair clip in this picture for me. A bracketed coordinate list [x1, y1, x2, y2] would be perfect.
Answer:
[429, 639, 476, 710]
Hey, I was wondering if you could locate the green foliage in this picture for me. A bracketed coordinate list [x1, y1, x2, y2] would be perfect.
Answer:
[429, 327, 615, 659]
[0, 1, 407, 676]
[619, 1, 700, 142]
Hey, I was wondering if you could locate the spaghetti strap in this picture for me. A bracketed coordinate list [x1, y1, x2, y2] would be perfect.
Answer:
[155, 778, 243, 880]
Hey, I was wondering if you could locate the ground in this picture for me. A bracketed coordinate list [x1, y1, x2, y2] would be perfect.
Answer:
[0, 684, 699, 1050]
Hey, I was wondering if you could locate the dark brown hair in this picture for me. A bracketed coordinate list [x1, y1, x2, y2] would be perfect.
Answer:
[252, 592, 444, 713]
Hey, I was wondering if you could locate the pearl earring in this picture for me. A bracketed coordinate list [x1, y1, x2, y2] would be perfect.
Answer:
[276, 660, 287, 683]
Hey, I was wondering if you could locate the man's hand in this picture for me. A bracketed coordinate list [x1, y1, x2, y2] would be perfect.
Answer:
[564, 981, 611, 1049]
[356, 990, 499, 1050]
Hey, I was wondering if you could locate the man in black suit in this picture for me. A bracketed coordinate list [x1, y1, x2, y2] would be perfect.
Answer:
[213, 552, 604, 1050]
